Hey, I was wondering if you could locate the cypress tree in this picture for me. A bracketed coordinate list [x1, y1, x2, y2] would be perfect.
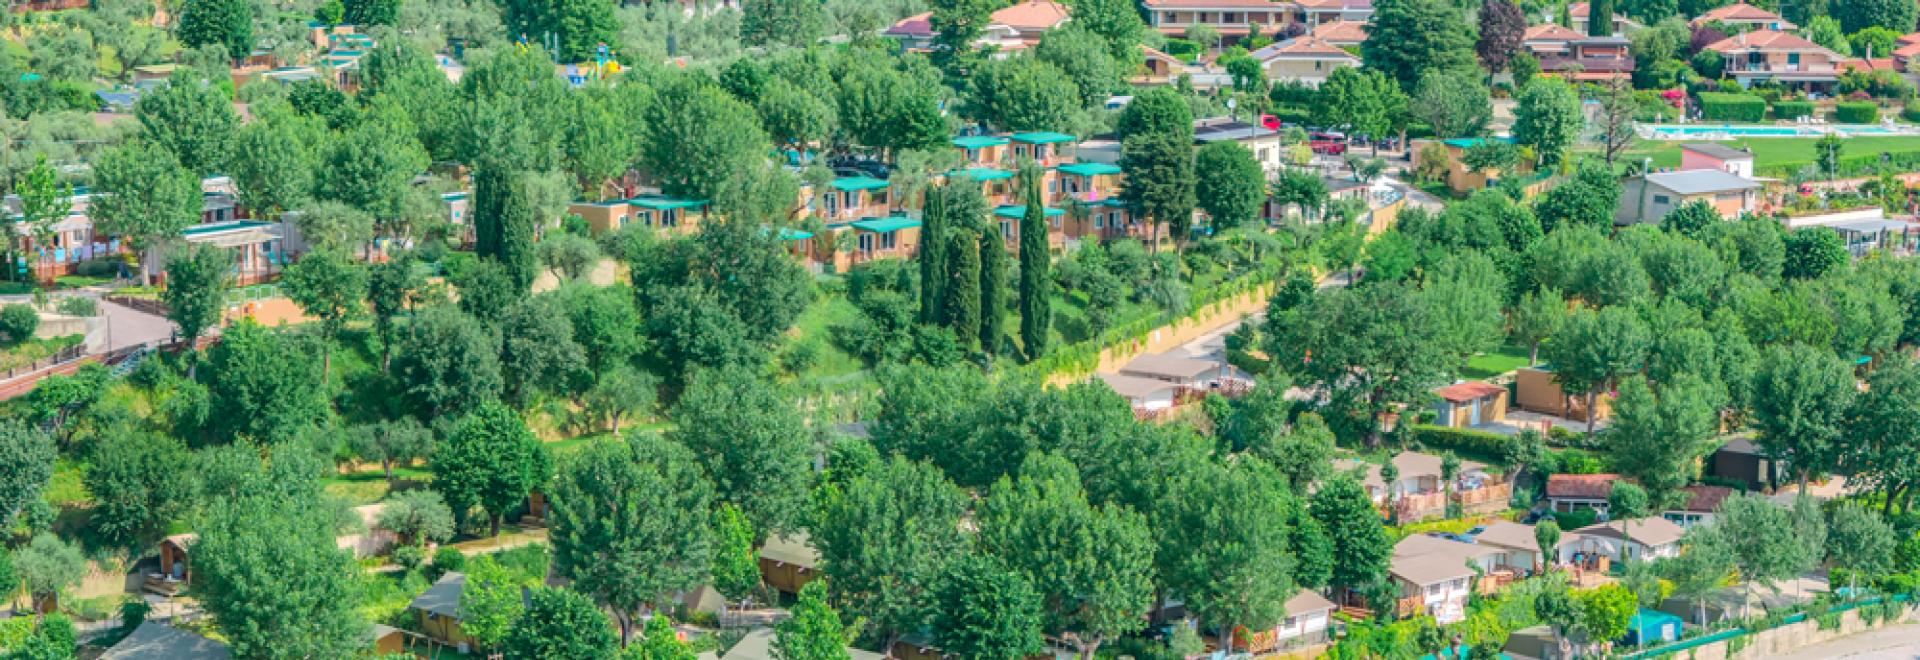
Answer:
[1017, 164, 1051, 361]
[943, 226, 982, 351]
[979, 213, 1007, 358]
[919, 186, 948, 323]
[1587, 0, 1614, 36]
[472, 165, 539, 291]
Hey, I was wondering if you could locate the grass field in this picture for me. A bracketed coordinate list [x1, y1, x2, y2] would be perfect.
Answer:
[1461, 344, 1533, 381]
[1617, 135, 1920, 172]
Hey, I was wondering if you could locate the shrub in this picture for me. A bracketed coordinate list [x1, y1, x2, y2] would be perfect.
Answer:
[54, 297, 97, 317]
[1772, 100, 1816, 120]
[392, 545, 426, 571]
[1161, 38, 1201, 59]
[1834, 102, 1880, 123]
[431, 545, 466, 580]
[1410, 425, 1516, 461]
[1905, 102, 1920, 122]
[1698, 92, 1767, 122]
[76, 257, 120, 278]
[0, 304, 39, 344]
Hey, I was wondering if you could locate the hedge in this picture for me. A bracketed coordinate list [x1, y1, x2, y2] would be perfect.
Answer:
[1834, 102, 1880, 123]
[1698, 92, 1767, 122]
[1771, 100, 1815, 120]
[1758, 149, 1920, 179]
[1905, 101, 1920, 123]
[1410, 424, 1516, 462]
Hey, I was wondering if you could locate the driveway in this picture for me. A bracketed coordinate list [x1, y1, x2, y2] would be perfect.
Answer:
[94, 296, 177, 353]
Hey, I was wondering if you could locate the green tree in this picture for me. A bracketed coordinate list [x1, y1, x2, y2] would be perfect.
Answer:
[1536, 163, 1625, 241]
[1121, 133, 1197, 254]
[1661, 199, 1720, 238]
[1412, 70, 1494, 139]
[668, 367, 813, 536]
[1543, 306, 1649, 437]
[1069, 0, 1147, 61]
[12, 156, 69, 278]
[1510, 287, 1566, 364]
[814, 456, 968, 651]
[632, 615, 699, 660]
[979, 204, 1010, 357]
[930, 0, 1001, 76]
[1513, 79, 1583, 168]
[1825, 502, 1896, 595]
[1577, 583, 1636, 646]
[969, 56, 1080, 131]
[1420, 253, 1508, 364]
[366, 257, 421, 372]
[942, 224, 985, 349]
[549, 434, 714, 643]
[461, 555, 530, 650]
[1606, 375, 1720, 509]
[1535, 519, 1562, 570]
[83, 430, 193, 553]
[978, 454, 1155, 658]
[175, 0, 253, 62]
[774, 580, 852, 660]
[1716, 493, 1813, 618]
[640, 76, 773, 209]
[711, 504, 762, 609]
[392, 305, 502, 419]
[1847, 357, 1920, 515]
[204, 321, 330, 444]
[1363, 0, 1479, 91]
[1838, 0, 1919, 33]
[13, 534, 83, 611]
[1194, 141, 1266, 231]
[1017, 165, 1052, 361]
[497, 296, 587, 407]
[502, 588, 620, 660]
[342, 0, 400, 25]
[433, 402, 551, 536]
[135, 75, 240, 176]
[1751, 343, 1856, 492]
[1159, 458, 1298, 654]
[932, 554, 1046, 660]
[375, 488, 455, 545]
[282, 250, 368, 380]
[1664, 524, 1733, 624]
[0, 420, 54, 527]
[1309, 478, 1392, 591]
[1268, 283, 1451, 445]
[318, 104, 431, 230]
[88, 142, 202, 285]
[741, 0, 826, 48]
[231, 116, 318, 218]
[1033, 27, 1123, 107]
[196, 488, 366, 658]
[1784, 227, 1848, 280]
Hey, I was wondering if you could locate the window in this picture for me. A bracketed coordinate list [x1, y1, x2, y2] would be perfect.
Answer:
[1066, 177, 1081, 194]
[1314, 61, 1324, 70]
[1001, 220, 1014, 238]
[637, 211, 654, 226]
[1223, 12, 1239, 23]
[966, 148, 980, 162]
[825, 193, 839, 215]
[843, 191, 859, 210]
[1427, 583, 1441, 596]
[1095, 213, 1106, 228]
[1652, 194, 1671, 205]
[661, 209, 679, 227]
[1052, 217, 1061, 229]
[858, 233, 873, 253]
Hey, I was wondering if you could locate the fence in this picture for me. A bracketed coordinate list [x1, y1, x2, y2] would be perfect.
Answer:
[1617, 594, 1915, 660]
[0, 343, 85, 382]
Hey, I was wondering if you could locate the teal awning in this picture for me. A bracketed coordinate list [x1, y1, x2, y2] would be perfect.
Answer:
[630, 196, 706, 210]
[1011, 131, 1075, 144]
[951, 167, 1014, 181]
[1441, 137, 1517, 149]
[778, 228, 814, 240]
[1075, 197, 1126, 208]
[1056, 162, 1122, 176]
[850, 217, 921, 233]
[830, 176, 891, 192]
[952, 135, 1010, 149]
[994, 205, 1064, 219]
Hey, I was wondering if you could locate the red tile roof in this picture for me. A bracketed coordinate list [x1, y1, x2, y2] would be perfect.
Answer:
[1678, 485, 1734, 513]
[1434, 381, 1506, 403]
[1524, 24, 1586, 43]
[1693, 2, 1787, 24]
[884, 12, 933, 37]
[1895, 41, 1920, 59]
[990, 0, 1069, 30]
[1252, 35, 1356, 59]
[1547, 473, 1621, 499]
[1704, 29, 1829, 54]
[1842, 58, 1896, 72]
[1311, 19, 1368, 44]
[1143, 0, 1293, 7]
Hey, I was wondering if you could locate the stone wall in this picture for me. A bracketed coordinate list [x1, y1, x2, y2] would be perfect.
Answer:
[1047, 281, 1274, 386]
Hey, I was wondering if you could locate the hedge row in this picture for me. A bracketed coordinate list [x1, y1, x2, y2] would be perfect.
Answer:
[1771, 100, 1815, 120]
[1699, 92, 1767, 122]
[1834, 102, 1880, 123]
[1410, 424, 1516, 461]
[1758, 149, 1920, 179]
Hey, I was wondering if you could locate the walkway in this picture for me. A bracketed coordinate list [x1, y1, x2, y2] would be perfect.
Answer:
[95, 296, 176, 353]
[1762, 620, 1920, 660]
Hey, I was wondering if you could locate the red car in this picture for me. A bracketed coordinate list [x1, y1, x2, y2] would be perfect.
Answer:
[1310, 139, 1347, 155]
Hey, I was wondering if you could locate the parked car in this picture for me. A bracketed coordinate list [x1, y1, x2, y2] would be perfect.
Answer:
[828, 156, 891, 179]
[1310, 139, 1347, 155]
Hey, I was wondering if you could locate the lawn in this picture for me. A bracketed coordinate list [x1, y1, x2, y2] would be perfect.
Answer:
[1461, 344, 1533, 380]
[1616, 135, 1920, 174]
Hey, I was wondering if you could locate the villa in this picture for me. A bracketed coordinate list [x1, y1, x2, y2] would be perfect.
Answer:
[1704, 29, 1843, 90]
[885, 0, 1069, 54]
[1249, 36, 1362, 87]
[1520, 24, 1634, 81]
[1616, 169, 1761, 225]
[1691, 2, 1796, 31]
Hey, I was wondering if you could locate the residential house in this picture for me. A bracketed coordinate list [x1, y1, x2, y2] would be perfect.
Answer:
[1680, 142, 1756, 178]
[1141, 0, 1304, 43]
[1545, 473, 1618, 513]
[760, 533, 820, 596]
[1009, 131, 1076, 166]
[1193, 118, 1287, 177]
[1119, 352, 1225, 388]
[885, 0, 1069, 54]
[1691, 2, 1796, 31]
[101, 622, 230, 660]
[1334, 451, 1506, 522]
[1420, 137, 1522, 194]
[1238, 590, 1337, 653]
[1139, 45, 1193, 82]
[806, 176, 893, 224]
[1309, 19, 1368, 47]
[411, 572, 477, 650]
[568, 200, 635, 235]
[1896, 35, 1920, 72]
[1298, 0, 1372, 25]
[443, 191, 473, 244]
[1616, 169, 1761, 225]
[1704, 30, 1842, 90]
[1560, 2, 1641, 33]
[1249, 36, 1361, 87]
[952, 135, 1013, 168]
[1431, 380, 1508, 429]
[1558, 518, 1687, 565]
[992, 203, 1066, 249]
[949, 166, 1019, 206]
[1664, 485, 1735, 528]
[1512, 365, 1612, 421]
[1472, 520, 1548, 572]
[627, 195, 708, 234]
[173, 220, 287, 285]
[1520, 24, 1634, 81]
[1388, 534, 1501, 624]
[1099, 373, 1181, 414]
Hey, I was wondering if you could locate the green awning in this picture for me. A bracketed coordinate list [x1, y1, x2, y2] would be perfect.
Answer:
[850, 217, 922, 233]
[994, 205, 1064, 219]
[1056, 162, 1122, 176]
[1011, 131, 1075, 144]
[830, 176, 891, 192]
[1441, 137, 1517, 149]
[779, 228, 814, 240]
[1074, 197, 1126, 209]
[951, 167, 1014, 181]
[630, 196, 707, 210]
[952, 136, 1010, 149]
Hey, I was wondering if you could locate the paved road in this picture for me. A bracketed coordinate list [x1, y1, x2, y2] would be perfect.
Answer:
[95, 296, 176, 353]
[1762, 621, 1920, 660]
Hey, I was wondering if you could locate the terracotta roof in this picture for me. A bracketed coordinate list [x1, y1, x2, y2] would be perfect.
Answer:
[1843, 58, 1896, 72]
[1144, 0, 1292, 8]
[1678, 485, 1735, 513]
[1251, 36, 1357, 60]
[1524, 24, 1586, 43]
[1694, 2, 1787, 24]
[990, 0, 1069, 30]
[884, 12, 933, 37]
[1434, 381, 1505, 403]
[1896, 41, 1920, 58]
[1704, 30, 1826, 53]
[1141, 44, 1183, 63]
[1298, 0, 1369, 9]
[1900, 32, 1920, 46]
[1546, 473, 1621, 500]
[1310, 20, 1369, 44]
[1572, 518, 1687, 548]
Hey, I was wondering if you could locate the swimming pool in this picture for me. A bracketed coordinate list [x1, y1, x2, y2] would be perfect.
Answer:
[1642, 124, 1914, 139]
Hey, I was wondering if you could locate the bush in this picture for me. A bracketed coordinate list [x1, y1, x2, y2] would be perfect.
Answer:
[1161, 38, 1201, 59]
[1698, 92, 1767, 122]
[392, 545, 426, 571]
[1772, 100, 1816, 120]
[54, 297, 97, 317]
[1544, 507, 1598, 530]
[1834, 102, 1881, 123]
[1905, 102, 1920, 123]
[1410, 425, 1516, 461]
[0, 304, 39, 344]
[430, 546, 466, 580]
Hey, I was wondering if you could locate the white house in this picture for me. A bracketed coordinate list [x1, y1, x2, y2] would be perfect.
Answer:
[1248, 36, 1360, 88]
[1471, 520, 1547, 573]
[1098, 373, 1179, 412]
[1390, 534, 1500, 624]
[1559, 518, 1687, 565]
[1118, 352, 1223, 387]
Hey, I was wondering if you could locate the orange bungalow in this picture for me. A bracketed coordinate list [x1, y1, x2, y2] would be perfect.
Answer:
[627, 195, 709, 235]
[1008, 131, 1076, 167]
[949, 167, 1019, 206]
[808, 176, 894, 223]
[993, 203, 1067, 250]
[952, 135, 1012, 168]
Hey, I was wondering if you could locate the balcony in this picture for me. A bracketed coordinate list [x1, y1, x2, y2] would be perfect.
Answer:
[1537, 56, 1634, 73]
[1725, 61, 1837, 74]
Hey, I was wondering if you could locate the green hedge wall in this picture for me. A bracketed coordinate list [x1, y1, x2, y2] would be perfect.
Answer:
[1834, 102, 1880, 123]
[1758, 149, 1920, 179]
[1771, 100, 1815, 120]
[1410, 424, 1516, 462]
[1698, 92, 1767, 122]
